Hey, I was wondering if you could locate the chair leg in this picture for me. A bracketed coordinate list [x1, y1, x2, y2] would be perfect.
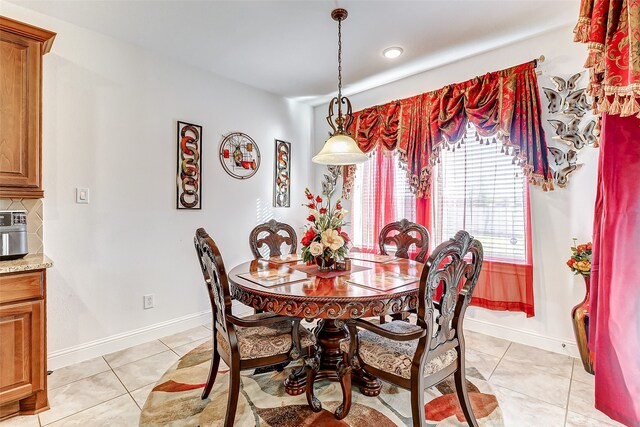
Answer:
[201, 347, 221, 399]
[224, 366, 241, 427]
[335, 353, 352, 420]
[304, 352, 322, 412]
[379, 315, 386, 324]
[454, 359, 479, 427]
[410, 378, 426, 427]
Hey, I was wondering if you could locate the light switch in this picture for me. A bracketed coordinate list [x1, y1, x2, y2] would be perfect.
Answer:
[76, 188, 90, 204]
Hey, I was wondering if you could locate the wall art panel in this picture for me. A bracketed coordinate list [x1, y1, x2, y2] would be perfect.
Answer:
[273, 139, 291, 207]
[177, 121, 202, 209]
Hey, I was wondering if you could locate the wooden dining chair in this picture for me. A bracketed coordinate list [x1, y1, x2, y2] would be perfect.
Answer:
[194, 228, 316, 427]
[379, 218, 430, 262]
[335, 230, 483, 427]
[249, 219, 297, 259]
[379, 218, 430, 323]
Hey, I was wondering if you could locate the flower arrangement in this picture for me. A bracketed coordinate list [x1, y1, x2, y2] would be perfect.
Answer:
[567, 240, 592, 276]
[300, 188, 350, 270]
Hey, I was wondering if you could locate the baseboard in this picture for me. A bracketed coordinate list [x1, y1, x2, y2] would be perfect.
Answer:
[48, 307, 575, 371]
[465, 317, 580, 358]
[48, 310, 212, 370]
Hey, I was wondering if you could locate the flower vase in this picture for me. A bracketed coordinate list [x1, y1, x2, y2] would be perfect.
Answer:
[572, 275, 595, 374]
[315, 256, 335, 272]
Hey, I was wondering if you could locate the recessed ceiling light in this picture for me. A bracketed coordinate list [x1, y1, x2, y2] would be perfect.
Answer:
[383, 47, 403, 59]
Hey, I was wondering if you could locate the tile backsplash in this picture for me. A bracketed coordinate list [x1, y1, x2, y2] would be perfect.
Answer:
[0, 198, 44, 254]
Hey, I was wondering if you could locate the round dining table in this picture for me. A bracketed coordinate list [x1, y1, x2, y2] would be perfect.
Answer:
[227, 254, 423, 397]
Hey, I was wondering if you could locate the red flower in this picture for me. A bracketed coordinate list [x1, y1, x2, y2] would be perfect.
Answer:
[319, 208, 327, 214]
[316, 196, 323, 203]
[307, 215, 316, 222]
[567, 258, 576, 267]
[306, 193, 314, 200]
[336, 202, 342, 210]
[301, 230, 317, 247]
[340, 231, 350, 243]
[337, 227, 342, 233]
[306, 203, 316, 209]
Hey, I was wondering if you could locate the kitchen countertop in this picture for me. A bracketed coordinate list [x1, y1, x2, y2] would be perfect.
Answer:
[0, 253, 53, 274]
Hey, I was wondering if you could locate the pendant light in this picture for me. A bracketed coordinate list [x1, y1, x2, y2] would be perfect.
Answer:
[312, 8, 368, 165]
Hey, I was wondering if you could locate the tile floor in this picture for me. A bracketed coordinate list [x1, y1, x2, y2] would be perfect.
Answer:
[0, 324, 623, 427]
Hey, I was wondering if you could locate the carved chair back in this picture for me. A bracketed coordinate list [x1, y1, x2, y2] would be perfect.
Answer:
[194, 228, 234, 338]
[249, 219, 297, 259]
[379, 219, 430, 263]
[416, 230, 483, 360]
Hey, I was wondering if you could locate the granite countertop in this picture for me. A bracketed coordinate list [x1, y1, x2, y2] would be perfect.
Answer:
[0, 253, 53, 274]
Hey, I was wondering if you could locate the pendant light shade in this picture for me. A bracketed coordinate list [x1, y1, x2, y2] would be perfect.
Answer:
[312, 133, 368, 165]
[312, 8, 368, 166]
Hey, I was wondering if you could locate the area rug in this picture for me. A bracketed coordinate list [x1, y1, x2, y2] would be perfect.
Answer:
[140, 341, 503, 426]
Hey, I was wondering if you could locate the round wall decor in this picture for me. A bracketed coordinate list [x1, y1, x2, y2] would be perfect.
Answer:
[219, 132, 261, 179]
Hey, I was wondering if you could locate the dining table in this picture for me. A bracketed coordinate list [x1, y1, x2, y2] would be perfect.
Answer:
[227, 253, 424, 397]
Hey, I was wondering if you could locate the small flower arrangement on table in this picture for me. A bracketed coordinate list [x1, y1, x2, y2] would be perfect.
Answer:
[300, 188, 350, 271]
[567, 240, 592, 276]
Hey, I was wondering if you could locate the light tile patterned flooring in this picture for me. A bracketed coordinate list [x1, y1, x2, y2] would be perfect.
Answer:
[0, 324, 623, 427]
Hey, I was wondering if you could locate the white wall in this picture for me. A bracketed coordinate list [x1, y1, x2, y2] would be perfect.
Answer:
[1, 1, 313, 369]
[313, 25, 596, 357]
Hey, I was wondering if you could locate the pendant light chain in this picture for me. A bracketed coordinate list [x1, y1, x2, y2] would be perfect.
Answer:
[337, 17, 342, 101]
[337, 16, 343, 120]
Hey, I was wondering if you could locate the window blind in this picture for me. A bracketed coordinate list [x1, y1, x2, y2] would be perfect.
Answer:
[434, 125, 528, 263]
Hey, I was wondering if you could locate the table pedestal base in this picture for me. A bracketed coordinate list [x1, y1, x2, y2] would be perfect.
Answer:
[284, 320, 382, 397]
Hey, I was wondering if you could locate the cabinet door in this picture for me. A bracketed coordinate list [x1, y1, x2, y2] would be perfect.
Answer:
[0, 300, 44, 404]
[0, 30, 42, 197]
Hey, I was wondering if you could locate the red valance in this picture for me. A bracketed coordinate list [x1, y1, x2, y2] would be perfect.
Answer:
[343, 61, 552, 199]
[574, 0, 640, 117]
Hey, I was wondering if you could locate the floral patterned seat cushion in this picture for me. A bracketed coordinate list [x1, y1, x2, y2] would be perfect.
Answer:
[216, 314, 315, 360]
[340, 320, 458, 379]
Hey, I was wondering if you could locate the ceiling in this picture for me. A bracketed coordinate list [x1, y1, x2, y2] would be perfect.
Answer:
[9, 0, 579, 104]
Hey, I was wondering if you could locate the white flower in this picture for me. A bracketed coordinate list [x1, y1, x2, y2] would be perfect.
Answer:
[309, 241, 324, 257]
[321, 229, 345, 251]
[335, 209, 349, 220]
[308, 208, 319, 218]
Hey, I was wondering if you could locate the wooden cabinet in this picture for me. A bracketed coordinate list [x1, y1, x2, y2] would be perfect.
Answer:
[0, 270, 48, 420]
[0, 17, 55, 199]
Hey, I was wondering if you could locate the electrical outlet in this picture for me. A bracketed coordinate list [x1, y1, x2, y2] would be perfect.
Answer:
[143, 294, 154, 309]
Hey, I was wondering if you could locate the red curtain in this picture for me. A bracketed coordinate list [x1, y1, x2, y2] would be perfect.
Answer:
[350, 147, 414, 254]
[589, 113, 640, 427]
[415, 198, 431, 236]
[575, 3, 640, 425]
[574, 0, 640, 119]
[343, 60, 553, 200]
[473, 183, 534, 317]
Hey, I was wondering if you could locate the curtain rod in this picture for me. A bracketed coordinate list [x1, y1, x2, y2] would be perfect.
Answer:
[534, 55, 545, 68]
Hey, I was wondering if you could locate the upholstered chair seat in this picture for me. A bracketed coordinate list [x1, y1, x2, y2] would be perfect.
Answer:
[217, 313, 316, 360]
[339, 321, 457, 379]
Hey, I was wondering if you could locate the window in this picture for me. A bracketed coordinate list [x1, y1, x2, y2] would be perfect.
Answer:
[434, 124, 528, 263]
[350, 147, 415, 251]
